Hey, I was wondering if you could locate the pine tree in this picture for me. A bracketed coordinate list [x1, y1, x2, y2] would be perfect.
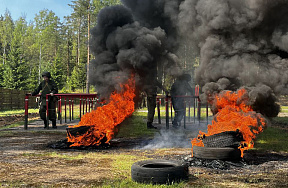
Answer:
[3, 17, 29, 89]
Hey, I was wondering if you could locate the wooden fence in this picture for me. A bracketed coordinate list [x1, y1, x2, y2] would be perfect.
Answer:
[279, 95, 288, 106]
[0, 88, 36, 111]
[0, 87, 287, 111]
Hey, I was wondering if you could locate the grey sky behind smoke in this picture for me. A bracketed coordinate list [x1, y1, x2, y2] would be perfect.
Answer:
[89, 0, 288, 117]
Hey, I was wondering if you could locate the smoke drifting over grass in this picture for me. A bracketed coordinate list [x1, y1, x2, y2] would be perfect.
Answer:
[141, 124, 208, 149]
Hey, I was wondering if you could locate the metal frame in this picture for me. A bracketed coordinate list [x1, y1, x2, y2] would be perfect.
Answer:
[24, 93, 98, 129]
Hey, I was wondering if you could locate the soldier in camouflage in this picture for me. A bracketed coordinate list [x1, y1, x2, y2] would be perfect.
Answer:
[32, 72, 58, 129]
[170, 74, 193, 128]
[143, 79, 167, 129]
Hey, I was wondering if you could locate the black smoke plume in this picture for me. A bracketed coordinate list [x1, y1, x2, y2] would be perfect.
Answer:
[177, 0, 288, 117]
[89, 5, 180, 100]
[89, 1, 288, 117]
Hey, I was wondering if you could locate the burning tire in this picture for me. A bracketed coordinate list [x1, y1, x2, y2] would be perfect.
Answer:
[201, 130, 243, 148]
[131, 159, 189, 184]
[193, 146, 241, 160]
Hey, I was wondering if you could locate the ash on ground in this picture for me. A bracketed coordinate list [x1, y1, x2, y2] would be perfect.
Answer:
[47, 137, 152, 150]
[183, 156, 246, 170]
[183, 150, 288, 171]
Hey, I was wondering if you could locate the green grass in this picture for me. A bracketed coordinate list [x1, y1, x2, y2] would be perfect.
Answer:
[0, 109, 38, 116]
[254, 127, 288, 152]
[138, 106, 211, 120]
[272, 116, 288, 124]
[1, 106, 288, 187]
[280, 106, 288, 113]
[116, 111, 158, 138]
[0, 120, 37, 131]
[19, 151, 189, 187]
[100, 179, 189, 188]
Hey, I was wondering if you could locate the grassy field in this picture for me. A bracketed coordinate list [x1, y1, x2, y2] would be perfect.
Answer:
[0, 106, 287, 187]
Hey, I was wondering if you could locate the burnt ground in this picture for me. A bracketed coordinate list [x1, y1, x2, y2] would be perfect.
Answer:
[0, 116, 288, 187]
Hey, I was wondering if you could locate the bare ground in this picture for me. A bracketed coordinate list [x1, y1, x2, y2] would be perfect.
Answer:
[0, 117, 287, 187]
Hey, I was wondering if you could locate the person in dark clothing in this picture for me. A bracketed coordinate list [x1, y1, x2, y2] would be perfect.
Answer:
[170, 74, 193, 128]
[31, 72, 58, 129]
[143, 79, 168, 129]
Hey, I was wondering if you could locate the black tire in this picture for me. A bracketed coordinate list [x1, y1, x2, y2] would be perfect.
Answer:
[66, 126, 91, 137]
[202, 130, 243, 148]
[193, 146, 241, 160]
[131, 159, 188, 184]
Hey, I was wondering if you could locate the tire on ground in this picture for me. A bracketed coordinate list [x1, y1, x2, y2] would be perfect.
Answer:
[193, 146, 241, 160]
[131, 159, 189, 184]
[202, 130, 243, 148]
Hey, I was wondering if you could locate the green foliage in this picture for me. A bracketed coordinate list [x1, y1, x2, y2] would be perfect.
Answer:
[2, 65, 14, 88]
[0, 1, 123, 92]
[69, 63, 87, 91]
[3, 17, 30, 90]
[26, 66, 39, 90]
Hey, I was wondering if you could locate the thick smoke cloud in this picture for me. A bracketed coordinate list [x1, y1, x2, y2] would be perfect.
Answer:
[176, 0, 288, 117]
[89, 0, 288, 117]
[89, 5, 180, 99]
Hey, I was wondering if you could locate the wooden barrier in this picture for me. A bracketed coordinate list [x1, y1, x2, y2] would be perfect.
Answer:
[279, 95, 288, 106]
[0, 88, 35, 110]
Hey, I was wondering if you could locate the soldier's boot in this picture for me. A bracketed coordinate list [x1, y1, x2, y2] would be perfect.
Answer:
[172, 120, 180, 128]
[147, 122, 157, 129]
[44, 120, 49, 129]
[52, 120, 57, 129]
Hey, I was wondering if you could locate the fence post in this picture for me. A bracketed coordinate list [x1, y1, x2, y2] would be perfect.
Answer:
[79, 96, 82, 119]
[72, 97, 74, 120]
[24, 95, 29, 130]
[198, 98, 201, 123]
[188, 98, 191, 122]
[46, 94, 49, 127]
[59, 96, 62, 124]
[184, 99, 186, 129]
[206, 102, 209, 125]
[165, 95, 169, 129]
[157, 98, 161, 124]
[65, 97, 67, 123]
[69, 97, 72, 121]
[170, 98, 173, 122]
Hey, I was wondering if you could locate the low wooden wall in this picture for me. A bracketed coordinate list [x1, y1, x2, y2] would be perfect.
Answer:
[279, 95, 288, 106]
[0, 88, 36, 110]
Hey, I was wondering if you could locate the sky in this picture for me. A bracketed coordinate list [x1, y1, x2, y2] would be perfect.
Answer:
[0, 0, 73, 22]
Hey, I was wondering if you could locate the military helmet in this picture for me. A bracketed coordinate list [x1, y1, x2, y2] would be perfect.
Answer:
[42, 71, 51, 78]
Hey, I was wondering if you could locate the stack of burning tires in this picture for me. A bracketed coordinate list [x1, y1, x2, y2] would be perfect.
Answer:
[193, 129, 244, 160]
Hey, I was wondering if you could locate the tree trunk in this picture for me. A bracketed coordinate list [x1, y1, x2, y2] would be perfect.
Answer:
[39, 44, 42, 84]
[86, 9, 90, 94]
[67, 33, 70, 77]
[77, 18, 81, 66]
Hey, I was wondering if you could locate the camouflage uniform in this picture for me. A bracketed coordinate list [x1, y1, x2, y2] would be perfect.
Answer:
[32, 72, 58, 128]
[144, 80, 166, 129]
[170, 74, 193, 128]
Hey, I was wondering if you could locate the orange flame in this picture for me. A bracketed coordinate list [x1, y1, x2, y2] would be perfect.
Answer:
[191, 88, 266, 157]
[67, 76, 135, 147]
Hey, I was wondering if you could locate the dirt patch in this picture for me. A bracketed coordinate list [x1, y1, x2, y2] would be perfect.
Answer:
[0, 113, 39, 127]
[0, 120, 288, 187]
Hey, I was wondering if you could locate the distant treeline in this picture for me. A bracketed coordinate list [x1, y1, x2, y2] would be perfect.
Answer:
[0, 0, 121, 92]
[0, 0, 199, 94]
